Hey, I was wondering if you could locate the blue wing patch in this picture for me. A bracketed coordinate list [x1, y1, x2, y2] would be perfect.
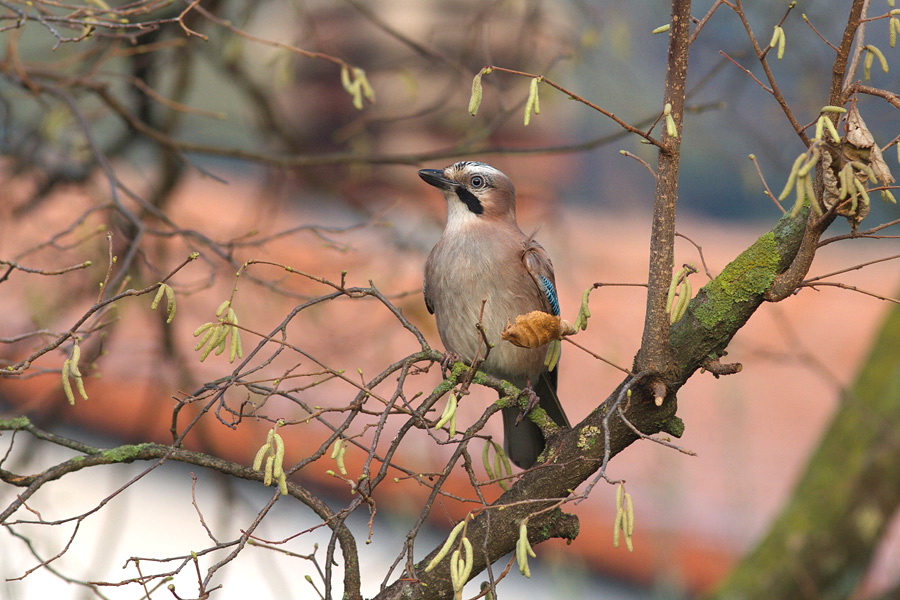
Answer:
[538, 275, 560, 316]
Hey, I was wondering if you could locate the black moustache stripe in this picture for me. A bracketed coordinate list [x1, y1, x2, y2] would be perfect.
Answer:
[455, 187, 484, 215]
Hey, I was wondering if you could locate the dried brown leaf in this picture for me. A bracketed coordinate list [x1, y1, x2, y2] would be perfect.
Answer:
[501, 311, 575, 348]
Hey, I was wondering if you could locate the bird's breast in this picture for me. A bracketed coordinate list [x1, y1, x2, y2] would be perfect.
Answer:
[425, 230, 547, 384]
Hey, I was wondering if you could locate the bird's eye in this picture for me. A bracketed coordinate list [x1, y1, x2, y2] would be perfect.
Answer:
[470, 175, 485, 189]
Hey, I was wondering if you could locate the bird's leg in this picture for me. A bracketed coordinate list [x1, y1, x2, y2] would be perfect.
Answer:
[514, 376, 541, 425]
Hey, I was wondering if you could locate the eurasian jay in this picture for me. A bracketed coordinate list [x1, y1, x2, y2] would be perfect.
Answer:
[419, 161, 569, 468]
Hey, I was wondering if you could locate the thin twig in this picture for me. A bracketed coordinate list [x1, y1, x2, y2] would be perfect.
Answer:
[485, 66, 664, 149]
[675, 232, 715, 280]
[747, 153, 786, 213]
[818, 217, 900, 246]
[718, 50, 773, 94]
[801, 13, 840, 51]
[618, 150, 657, 180]
[801, 282, 900, 304]
[842, 0, 869, 91]
[803, 253, 900, 283]
[563, 337, 633, 375]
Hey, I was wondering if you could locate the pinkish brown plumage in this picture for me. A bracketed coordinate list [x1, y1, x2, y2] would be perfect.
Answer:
[419, 161, 569, 468]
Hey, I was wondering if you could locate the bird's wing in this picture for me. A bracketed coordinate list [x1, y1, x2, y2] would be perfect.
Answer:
[522, 239, 559, 316]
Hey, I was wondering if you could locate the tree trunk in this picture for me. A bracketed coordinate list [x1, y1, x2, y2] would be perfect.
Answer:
[708, 294, 900, 600]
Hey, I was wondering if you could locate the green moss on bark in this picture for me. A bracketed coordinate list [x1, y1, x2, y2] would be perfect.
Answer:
[101, 443, 153, 462]
[694, 232, 779, 330]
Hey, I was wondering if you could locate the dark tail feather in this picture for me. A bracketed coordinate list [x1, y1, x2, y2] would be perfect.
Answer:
[502, 369, 569, 469]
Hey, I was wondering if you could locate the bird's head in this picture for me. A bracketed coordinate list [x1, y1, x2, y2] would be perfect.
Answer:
[418, 161, 516, 224]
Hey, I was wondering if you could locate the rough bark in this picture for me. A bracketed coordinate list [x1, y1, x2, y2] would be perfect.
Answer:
[669, 210, 812, 382]
[636, 0, 692, 376]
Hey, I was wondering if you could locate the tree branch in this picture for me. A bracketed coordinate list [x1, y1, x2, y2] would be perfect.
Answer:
[0, 418, 363, 599]
[635, 0, 692, 377]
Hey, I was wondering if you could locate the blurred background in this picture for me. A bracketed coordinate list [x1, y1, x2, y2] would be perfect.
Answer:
[1, 1, 899, 598]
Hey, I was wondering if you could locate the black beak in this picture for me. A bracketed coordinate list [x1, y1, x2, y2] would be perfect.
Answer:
[418, 169, 457, 191]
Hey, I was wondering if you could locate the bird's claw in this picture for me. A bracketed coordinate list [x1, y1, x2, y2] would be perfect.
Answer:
[515, 386, 541, 425]
[440, 352, 462, 376]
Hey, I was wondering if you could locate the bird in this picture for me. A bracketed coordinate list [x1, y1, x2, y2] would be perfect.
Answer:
[418, 160, 569, 469]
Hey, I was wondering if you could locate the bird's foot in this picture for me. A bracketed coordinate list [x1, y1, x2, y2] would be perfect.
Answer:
[440, 352, 462, 376]
[515, 385, 541, 425]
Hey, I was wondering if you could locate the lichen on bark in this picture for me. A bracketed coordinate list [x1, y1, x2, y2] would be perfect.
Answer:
[693, 231, 780, 330]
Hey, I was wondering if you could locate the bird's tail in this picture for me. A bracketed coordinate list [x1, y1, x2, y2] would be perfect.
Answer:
[502, 369, 569, 469]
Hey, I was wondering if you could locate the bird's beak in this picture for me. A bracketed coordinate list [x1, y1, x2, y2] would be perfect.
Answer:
[418, 169, 457, 191]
